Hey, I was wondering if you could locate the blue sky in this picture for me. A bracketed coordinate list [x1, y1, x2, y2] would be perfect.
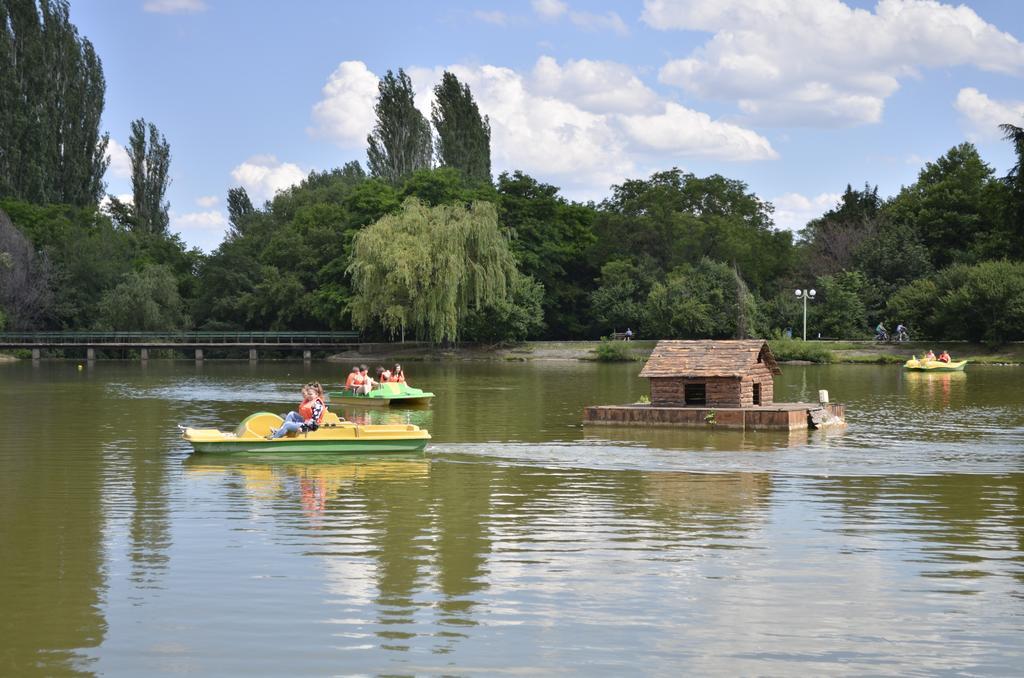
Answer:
[71, 0, 1024, 251]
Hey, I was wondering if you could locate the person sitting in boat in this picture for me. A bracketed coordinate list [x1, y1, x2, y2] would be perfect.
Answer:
[938, 350, 951, 363]
[925, 349, 936, 361]
[269, 384, 324, 438]
[392, 364, 406, 383]
[343, 366, 361, 393]
[380, 366, 392, 382]
[357, 365, 375, 394]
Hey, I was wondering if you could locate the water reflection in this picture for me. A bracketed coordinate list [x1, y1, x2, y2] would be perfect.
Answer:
[2, 361, 1024, 674]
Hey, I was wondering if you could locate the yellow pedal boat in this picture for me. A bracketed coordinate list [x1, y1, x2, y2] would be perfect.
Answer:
[903, 357, 968, 372]
[181, 411, 430, 454]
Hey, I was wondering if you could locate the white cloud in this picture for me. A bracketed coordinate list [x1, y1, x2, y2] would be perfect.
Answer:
[313, 57, 775, 198]
[647, 0, 1024, 127]
[142, 0, 206, 14]
[569, 10, 628, 36]
[230, 156, 306, 203]
[310, 61, 380, 147]
[171, 210, 228, 231]
[474, 9, 508, 25]
[621, 102, 777, 160]
[106, 138, 132, 179]
[532, 0, 567, 20]
[531, 56, 659, 114]
[196, 195, 218, 208]
[771, 192, 842, 231]
[954, 87, 1024, 139]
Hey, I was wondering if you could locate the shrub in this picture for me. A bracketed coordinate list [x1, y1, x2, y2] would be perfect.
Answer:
[594, 337, 635, 362]
[767, 338, 833, 363]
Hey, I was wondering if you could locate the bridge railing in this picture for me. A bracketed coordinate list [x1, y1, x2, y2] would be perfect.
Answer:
[0, 331, 361, 344]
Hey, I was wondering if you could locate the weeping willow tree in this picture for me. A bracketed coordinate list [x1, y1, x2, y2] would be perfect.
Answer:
[348, 198, 516, 342]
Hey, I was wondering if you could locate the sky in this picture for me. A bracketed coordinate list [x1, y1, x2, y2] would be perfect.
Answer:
[71, 0, 1024, 252]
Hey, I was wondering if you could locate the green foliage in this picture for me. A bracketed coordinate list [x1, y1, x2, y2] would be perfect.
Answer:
[0, 0, 109, 206]
[810, 271, 869, 339]
[643, 258, 758, 339]
[348, 198, 516, 342]
[888, 260, 1024, 344]
[95, 264, 189, 331]
[591, 169, 792, 296]
[498, 171, 596, 338]
[462, 272, 546, 342]
[125, 118, 171, 234]
[766, 338, 833, 363]
[432, 71, 491, 184]
[589, 259, 649, 333]
[366, 69, 432, 184]
[593, 337, 635, 362]
[884, 143, 1001, 269]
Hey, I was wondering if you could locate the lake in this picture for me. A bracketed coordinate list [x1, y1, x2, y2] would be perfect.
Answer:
[1, 360, 1022, 675]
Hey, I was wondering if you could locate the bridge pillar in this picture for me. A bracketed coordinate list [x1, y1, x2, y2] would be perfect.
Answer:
[195, 348, 204, 362]
[249, 348, 258, 362]
[32, 348, 40, 361]
[140, 348, 149, 361]
[303, 350, 311, 362]
[86, 347, 95, 361]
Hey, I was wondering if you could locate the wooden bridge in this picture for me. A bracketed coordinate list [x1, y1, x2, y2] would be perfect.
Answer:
[1, 331, 362, 361]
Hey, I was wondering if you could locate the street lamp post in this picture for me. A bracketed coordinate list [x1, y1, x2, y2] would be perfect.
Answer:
[794, 288, 816, 341]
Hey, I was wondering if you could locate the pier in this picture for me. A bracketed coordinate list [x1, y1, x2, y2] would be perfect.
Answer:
[1, 331, 361, 361]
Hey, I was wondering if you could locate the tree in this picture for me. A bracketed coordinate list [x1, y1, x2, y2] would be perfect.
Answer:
[461, 271, 545, 342]
[431, 71, 491, 184]
[95, 264, 189, 331]
[884, 143, 1000, 268]
[497, 171, 596, 338]
[809, 271, 869, 339]
[126, 118, 171, 234]
[348, 198, 516, 342]
[226, 186, 255, 238]
[0, 208, 52, 329]
[643, 258, 758, 339]
[589, 259, 649, 334]
[0, 0, 109, 206]
[998, 123, 1024, 259]
[366, 69, 432, 184]
[888, 261, 1024, 344]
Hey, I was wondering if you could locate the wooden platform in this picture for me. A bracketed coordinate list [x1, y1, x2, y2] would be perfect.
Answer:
[583, 402, 846, 431]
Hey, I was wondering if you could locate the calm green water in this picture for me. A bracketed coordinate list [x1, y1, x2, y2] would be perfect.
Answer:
[2, 360, 1023, 675]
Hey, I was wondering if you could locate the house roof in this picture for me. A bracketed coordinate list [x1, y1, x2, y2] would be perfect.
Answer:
[638, 340, 781, 378]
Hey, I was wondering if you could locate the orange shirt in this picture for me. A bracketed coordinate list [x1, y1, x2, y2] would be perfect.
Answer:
[345, 373, 359, 387]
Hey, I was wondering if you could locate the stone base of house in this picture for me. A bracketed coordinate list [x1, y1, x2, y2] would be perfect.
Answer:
[583, 402, 846, 431]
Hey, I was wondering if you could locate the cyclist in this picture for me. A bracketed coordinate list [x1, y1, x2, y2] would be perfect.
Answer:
[875, 322, 888, 341]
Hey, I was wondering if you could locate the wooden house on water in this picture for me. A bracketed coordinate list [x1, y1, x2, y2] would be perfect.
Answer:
[584, 339, 845, 431]
[640, 340, 779, 408]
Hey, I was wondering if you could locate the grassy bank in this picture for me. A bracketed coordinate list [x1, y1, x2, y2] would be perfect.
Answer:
[328, 339, 1023, 365]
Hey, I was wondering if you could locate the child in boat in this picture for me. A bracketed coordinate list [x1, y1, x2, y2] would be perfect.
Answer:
[938, 350, 951, 363]
[925, 349, 936, 361]
[357, 365, 375, 394]
[270, 384, 324, 438]
[392, 364, 406, 383]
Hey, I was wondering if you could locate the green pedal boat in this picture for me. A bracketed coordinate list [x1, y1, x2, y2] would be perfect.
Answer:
[181, 411, 430, 454]
[327, 381, 435, 407]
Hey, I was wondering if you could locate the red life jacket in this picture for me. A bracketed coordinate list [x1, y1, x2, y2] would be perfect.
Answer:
[298, 398, 325, 424]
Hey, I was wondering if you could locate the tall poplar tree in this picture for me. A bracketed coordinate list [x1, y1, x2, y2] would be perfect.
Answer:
[366, 69, 432, 184]
[127, 118, 171, 235]
[0, 0, 108, 206]
[431, 71, 491, 184]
